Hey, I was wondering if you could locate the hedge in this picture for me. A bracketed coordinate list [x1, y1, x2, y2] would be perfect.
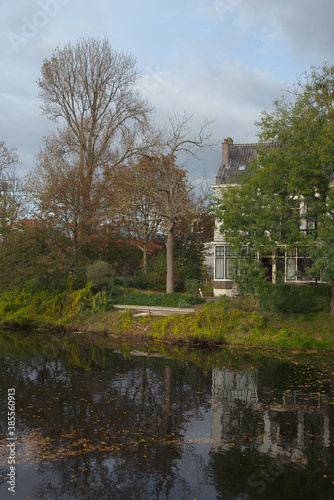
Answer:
[259, 283, 331, 313]
[108, 292, 205, 308]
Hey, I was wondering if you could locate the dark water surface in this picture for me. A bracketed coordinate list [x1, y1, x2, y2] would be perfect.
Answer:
[0, 329, 334, 500]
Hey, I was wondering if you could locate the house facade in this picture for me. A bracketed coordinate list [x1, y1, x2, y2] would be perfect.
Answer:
[212, 138, 322, 297]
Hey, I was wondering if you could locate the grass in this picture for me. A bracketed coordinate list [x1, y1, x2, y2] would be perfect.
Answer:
[137, 296, 334, 348]
[70, 296, 334, 350]
[0, 289, 333, 350]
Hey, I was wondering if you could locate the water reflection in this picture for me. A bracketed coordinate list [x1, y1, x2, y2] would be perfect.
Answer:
[0, 331, 333, 500]
[211, 368, 331, 458]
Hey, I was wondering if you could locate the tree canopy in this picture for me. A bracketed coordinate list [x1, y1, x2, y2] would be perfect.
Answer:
[37, 37, 152, 168]
[35, 38, 153, 244]
[0, 142, 23, 240]
[214, 63, 334, 313]
[144, 113, 213, 293]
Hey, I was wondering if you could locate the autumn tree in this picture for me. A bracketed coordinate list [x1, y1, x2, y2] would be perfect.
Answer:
[25, 132, 110, 256]
[215, 63, 334, 314]
[0, 142, 19, 173]
[111, 157, 163, 270]
[35, 37, 153, 242]
[0, 218, 76, 293]
[0, 142, 23, 240]
[144, 113, 213, 293]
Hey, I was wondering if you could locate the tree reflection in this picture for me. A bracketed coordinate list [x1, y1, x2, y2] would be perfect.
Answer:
[1, 331, 334, 499]
[0, 331, 212, 499]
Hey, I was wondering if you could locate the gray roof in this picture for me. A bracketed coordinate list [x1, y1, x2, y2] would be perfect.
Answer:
[216, 142, 278, 184]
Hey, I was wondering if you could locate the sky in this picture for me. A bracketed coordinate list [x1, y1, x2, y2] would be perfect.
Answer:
[1, 0, 334, 183]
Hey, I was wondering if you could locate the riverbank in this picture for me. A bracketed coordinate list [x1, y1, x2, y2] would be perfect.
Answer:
[69, 297, 334, 350]
[1, 293, 333, 349]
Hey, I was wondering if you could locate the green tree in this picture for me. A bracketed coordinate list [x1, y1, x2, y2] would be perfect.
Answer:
[215, 63, 334, 314]
[0, 218, 80, 293]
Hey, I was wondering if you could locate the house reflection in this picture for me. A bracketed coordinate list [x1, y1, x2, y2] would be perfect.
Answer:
[211, 368, 331, 462]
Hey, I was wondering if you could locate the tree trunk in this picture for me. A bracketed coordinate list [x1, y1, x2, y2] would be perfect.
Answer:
[166, 221, 174, 294]
[330, 279, 334, 317]
[142, 245, 148, 271]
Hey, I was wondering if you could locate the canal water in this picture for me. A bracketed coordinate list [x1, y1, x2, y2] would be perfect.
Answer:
[0, 329, 334, 500]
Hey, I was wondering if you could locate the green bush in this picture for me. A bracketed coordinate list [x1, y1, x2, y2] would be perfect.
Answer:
[86, 261, 114, 292]
[259, 284, 331, 313]
[109, 292, 205, 308]
[184, 279, 200, 296]
[127, 271, 149, 290]
[0, 286, 95, 326]
[144, 254, 168, 292]
[128, 247, 205, 293]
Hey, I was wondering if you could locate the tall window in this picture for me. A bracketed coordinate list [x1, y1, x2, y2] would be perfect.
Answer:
[215, 246, 236, 280]
[286, 249, 314, 282]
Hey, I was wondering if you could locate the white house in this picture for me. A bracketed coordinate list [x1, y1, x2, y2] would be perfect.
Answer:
[212, 138, 322, 297]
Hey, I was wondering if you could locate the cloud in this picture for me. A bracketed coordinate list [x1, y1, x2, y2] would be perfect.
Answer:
[237, 0, 334, 62]
[136, 56, 285, 179]
[140, 57, 283, 134]
[1, 0, 334, 183]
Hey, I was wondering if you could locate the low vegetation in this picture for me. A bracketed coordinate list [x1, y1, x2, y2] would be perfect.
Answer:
[148, 297, 334, 349]
[1, 288, 332, 350]
[109, 291, 204, 308]
[259, 283, 331, 313]
[0, 286, 203, 329]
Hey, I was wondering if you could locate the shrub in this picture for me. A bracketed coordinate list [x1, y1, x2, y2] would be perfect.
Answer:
[127, 270, 148, 290]
[184, 279, 200, 296]
[259, 283, 331, 313]
[129, 250, 204, 293]
[86, 261, 114, 292]
[109, 292, 205, 308]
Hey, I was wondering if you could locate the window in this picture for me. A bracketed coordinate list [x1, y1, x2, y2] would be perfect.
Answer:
[306, 209, 317, 235]
[286, 256, 296, 281]
[215, 246, 225, 279]
[285, 248, 314, 282]
[215, 246, 236, 280]
[215, 245, 319, 283]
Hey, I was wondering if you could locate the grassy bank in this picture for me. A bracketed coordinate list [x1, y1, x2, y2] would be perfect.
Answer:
[69, 296, 334, 349]
[0, 287, 203, 331]
[0, 290, 333, 349]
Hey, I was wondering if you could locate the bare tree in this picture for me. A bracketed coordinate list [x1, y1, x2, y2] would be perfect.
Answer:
[0, 142, 19, 173]
[0, 142, 23, 239]
[144, 113, 214, 293]
[37, 38, 152, 165]
[36, 37, 153, 239]
[111, 157, 163, 269]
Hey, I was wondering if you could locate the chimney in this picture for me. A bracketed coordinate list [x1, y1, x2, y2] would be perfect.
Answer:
[221, 137, 233, 168]
[216, 138, 233, 184]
